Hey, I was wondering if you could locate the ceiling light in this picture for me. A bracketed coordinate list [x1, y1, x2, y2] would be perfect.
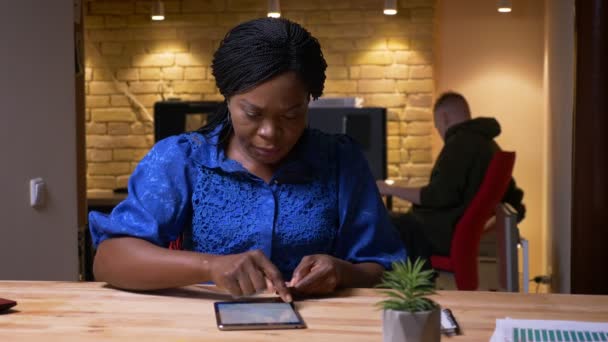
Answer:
[497, 0, 512, 13]
[384, 0, 397, 15]
[151, 0, 165, 21]
[268, 0, 281, 18]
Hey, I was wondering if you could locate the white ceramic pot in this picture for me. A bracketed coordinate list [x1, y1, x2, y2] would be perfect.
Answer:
[382, 307, 441, 342]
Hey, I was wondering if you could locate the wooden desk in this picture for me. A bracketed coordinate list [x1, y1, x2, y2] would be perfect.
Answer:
[87, 192, 127, 208]
[1, 282, 608, 341]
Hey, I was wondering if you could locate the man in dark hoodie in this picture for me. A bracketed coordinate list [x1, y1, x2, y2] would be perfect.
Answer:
[377, 92, 526, 263]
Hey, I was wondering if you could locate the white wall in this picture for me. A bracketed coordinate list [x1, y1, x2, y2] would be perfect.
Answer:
[436, 0, 547, 279]
[545, 0, 574, 293]
[0, 1, 78, 280]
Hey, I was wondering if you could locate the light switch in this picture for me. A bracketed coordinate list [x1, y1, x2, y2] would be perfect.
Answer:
[30, 178, 46, 208]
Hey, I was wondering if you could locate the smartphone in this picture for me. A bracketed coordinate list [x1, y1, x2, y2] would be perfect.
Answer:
[214, 297, 306, 331]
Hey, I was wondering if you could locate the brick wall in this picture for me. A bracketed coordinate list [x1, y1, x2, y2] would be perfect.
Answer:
[85, 0, 435, 211]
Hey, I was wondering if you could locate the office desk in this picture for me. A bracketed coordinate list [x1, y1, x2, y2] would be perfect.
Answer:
[87, 191, 127, 208]
[1, 281, 608, 341]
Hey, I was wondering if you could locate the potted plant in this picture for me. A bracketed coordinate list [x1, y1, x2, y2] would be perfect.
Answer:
[377, 258, 440, 342]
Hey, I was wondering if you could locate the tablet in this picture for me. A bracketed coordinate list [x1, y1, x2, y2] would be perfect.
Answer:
[214, 298, 306, 331]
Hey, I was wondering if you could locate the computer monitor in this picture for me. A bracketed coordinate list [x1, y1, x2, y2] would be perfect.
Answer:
[153, 102, 387, 180]
[154, 101, 221, 142]
[307, 107, 387, 180]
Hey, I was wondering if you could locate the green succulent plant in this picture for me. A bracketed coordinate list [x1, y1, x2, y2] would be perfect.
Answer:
[376, 258, 439, 312]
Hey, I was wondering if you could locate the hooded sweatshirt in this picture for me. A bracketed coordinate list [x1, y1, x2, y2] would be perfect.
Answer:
[412, 117, 525, 255]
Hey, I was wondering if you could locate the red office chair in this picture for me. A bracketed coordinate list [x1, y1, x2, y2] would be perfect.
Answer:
[430, 151, 516, 291]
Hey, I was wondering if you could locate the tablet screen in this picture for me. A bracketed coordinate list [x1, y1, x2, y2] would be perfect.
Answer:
[214, 299, 306, 330]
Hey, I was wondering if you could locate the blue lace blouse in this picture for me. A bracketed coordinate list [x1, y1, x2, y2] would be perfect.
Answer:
[89, 127, 406, 278]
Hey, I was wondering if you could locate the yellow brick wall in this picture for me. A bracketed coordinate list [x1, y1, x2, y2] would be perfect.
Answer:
[85, 0, 435, 211]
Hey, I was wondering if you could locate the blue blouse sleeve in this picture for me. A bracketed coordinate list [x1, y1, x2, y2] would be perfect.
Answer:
[88, 135, 194, 248]
[333, 137, 407, 269]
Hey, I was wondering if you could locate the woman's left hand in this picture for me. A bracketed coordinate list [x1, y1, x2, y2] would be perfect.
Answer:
[289, 254, 346, 295]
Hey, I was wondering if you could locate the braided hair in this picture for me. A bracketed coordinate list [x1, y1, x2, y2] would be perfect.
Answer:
[199, 18, 327, 144]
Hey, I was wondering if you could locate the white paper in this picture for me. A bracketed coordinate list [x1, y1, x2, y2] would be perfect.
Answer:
[490, 318, 608, 342]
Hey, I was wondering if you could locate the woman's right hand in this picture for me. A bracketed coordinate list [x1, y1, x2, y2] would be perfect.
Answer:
[208, 250, 292, 302]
